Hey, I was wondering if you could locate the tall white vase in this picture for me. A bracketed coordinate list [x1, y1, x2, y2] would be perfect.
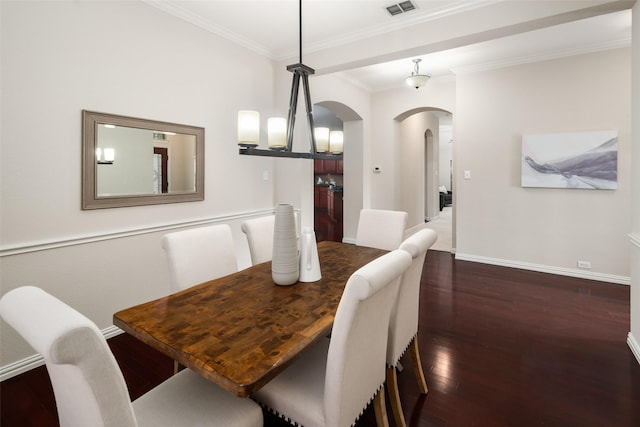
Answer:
[272, 204, 299, 286]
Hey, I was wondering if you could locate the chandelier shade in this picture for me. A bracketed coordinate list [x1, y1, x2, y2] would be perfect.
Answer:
[237, 110, 260, 147]
[329, 131, 343, 154]
[314, 127, 329, 152]
[405, 58, 430, 89]
[268, 117, 287, 149]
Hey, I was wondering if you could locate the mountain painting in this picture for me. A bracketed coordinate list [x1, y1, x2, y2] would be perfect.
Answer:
[521, 130, 618, 190]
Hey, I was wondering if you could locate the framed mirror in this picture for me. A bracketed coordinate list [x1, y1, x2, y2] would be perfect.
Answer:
[82, 110, 204, 209]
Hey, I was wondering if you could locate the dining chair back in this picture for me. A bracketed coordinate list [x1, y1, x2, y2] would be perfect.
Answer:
[355, 209, 408, 251]
[241, 215, 275, 265]
[253, 249, 412, 427]
[0, 286, 263, 427]
[241, 213, 300, 265]
[161, 224, 238, 292]
[386, 228, 438, 427]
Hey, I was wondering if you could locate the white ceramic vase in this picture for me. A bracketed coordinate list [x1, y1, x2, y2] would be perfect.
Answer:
[272, 204, 299, 286]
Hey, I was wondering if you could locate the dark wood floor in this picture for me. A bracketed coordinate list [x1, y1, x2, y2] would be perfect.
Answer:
[2, 250, 639, 426]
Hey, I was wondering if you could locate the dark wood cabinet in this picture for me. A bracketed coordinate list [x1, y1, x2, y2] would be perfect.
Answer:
[328, 190, 343, 223]
[314, 159, 343, 243]
[314, 159, 339, 174]
[314, 186, 329, 209]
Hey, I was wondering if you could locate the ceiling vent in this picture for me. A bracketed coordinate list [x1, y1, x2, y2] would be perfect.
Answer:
[386, 1, 416, 16]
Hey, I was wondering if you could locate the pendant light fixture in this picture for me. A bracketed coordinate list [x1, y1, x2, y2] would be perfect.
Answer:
[237, 0, 341, 160]
[405, 58, 430, 89]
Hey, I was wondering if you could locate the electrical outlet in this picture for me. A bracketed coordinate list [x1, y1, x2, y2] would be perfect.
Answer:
[577, 260, 591, 269]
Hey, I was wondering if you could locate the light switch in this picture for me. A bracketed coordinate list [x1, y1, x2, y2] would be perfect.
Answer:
[464, 170, 471, 180]
[263, 170, 269, 181]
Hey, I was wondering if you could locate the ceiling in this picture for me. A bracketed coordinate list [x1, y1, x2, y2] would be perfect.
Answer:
[145, 0, 632, 92]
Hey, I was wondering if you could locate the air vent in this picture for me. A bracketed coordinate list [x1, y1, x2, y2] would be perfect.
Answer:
[386, 1, 416, 16]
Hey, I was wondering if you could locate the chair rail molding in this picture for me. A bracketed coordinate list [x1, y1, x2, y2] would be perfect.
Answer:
[0, 209, 275, 257]
[0, 326, 124, 382]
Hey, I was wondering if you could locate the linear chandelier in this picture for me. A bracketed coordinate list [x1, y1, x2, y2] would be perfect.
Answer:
[237, 0, 342, 160]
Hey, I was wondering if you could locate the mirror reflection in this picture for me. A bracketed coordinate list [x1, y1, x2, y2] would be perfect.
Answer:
[82, 110, 204, 209]
[96, 124, 196, 196]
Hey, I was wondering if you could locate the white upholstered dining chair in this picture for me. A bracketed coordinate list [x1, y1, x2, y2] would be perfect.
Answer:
[161, 224, 238, 292]
[386, 228, 438, 427]
[241, 213, 300, 265]
[355, 209, 408, 251]
[0, 286, 263, 427]
[241, 215, 276, 265]
[253, 249, 412, 427]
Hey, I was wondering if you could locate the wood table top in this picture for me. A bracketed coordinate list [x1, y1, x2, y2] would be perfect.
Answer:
[113, 241, 387, 397]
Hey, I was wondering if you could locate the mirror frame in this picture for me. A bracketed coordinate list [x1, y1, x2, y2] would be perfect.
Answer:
[82, 110, 205, 209]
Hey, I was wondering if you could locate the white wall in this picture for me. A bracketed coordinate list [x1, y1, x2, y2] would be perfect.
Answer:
[455, 48, 631, 281]
[0, 0, 278, 366]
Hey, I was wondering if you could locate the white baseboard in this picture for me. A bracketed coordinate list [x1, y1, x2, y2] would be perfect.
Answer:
[455, 253, 630, 285]
[628, 333, 640, 365]
[0, 326, 123, 382]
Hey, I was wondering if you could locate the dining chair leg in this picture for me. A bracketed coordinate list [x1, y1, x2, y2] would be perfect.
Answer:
[386, 366, 407, 427]
[409, 337, 428, 394]
[373, 385, 390, 427]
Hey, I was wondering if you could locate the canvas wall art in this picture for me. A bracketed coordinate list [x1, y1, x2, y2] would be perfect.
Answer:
[521, 130, 618, 189]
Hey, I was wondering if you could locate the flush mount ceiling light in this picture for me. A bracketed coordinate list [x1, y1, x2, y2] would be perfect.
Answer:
[405, 58, 430, 89]
[238, 0, 341, 160]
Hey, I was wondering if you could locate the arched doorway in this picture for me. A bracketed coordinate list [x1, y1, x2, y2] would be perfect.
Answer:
[395, 107, 454, 252]
[313, 101, 363, 242]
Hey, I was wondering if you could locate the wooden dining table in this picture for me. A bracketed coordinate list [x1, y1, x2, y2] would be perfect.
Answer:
[113, 240, 387, 397]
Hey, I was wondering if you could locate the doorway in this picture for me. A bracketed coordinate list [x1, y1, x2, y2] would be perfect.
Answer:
[313, 104, 344, 242]
[396, 108, 454, 252]
[153, 147, 168, 194]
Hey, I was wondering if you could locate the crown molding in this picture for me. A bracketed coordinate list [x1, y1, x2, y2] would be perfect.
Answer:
[296, 0, 503, 61]
[452, 37, 631, 74]
[141, 0, 274, 58]
[142, 0, 502, 61]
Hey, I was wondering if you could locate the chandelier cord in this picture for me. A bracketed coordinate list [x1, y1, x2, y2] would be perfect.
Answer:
[298, 0, 302, 63]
